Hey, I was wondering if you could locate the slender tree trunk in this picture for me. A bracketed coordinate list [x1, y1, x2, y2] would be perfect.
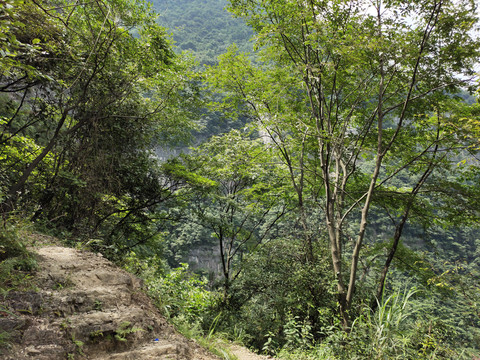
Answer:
[374, 134, 441, 308]
[373, 215, 408, 309]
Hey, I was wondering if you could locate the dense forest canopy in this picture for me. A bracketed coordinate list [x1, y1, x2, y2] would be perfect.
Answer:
[1, 0, 480, 358]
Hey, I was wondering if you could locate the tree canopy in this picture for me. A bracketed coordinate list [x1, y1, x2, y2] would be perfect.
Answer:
[206, 0, 480, 327]
[0, 0, 199, 250]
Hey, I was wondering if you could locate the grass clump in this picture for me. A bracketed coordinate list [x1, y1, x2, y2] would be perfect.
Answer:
[0, 330, 12, 352]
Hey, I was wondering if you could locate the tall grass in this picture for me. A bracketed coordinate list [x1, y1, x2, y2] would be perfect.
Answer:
[352, 287, 418, 359]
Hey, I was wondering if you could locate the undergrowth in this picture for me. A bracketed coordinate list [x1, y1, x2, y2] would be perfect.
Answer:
[172, 315, 238, 360]
[0, 218, 38, 353]
[0, 218, 38, 297]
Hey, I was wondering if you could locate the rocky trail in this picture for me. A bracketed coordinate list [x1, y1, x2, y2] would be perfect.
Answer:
[1, 241, 272, 360]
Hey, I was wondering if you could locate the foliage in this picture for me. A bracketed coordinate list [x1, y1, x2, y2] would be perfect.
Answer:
[140, 260, 219, 324]
[70, 334, 85, 356]
[221, 234, 335, 350]
[114, 321, 144, 342]
[0, 219, 37, 354]
[162, 129, 288, 298]
[151, 0, 252, 65]
[0, 0, 54, 82]
[348, 287, 418, 358]
[0, 219, 37, 296]
[0, 0, 201, 259]
[149, 0, 255, 144]
[121, 250, 244, 357]
[206, 0, 480, 328]
[1, 0, 480, 358]
[263, 285, 478, 360]
[0, 331, 11, 351]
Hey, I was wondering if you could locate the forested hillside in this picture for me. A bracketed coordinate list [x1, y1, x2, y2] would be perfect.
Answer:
[151, 0, 252, 64]
[150, 0, 253, 146]
[1, 0, 480, 359]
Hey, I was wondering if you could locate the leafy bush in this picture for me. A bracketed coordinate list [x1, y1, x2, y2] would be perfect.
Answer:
[148, 263, 218, 321]
[122, 251, 219, 327]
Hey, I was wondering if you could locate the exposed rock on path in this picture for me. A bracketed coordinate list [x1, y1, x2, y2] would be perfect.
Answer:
[2, 245, 220, 359]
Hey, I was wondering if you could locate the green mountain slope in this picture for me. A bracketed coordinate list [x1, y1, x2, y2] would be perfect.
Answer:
[150, 0, 253, 64]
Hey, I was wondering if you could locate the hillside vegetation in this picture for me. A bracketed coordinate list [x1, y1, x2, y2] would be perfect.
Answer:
[1, 0, 480, 359]
[151, 0, 252, 64]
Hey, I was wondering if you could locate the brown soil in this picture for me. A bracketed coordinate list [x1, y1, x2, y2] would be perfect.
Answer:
[1, 243, 221, 359]
[228, 345, 273, 360]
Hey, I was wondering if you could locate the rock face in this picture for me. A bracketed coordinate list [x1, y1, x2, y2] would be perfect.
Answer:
[1, 246, 219, 360]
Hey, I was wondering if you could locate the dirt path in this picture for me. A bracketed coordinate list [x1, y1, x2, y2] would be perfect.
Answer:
[228, 344, 273, 360]
[2, 245, 218, 359]
[1, 243, 275, 360]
